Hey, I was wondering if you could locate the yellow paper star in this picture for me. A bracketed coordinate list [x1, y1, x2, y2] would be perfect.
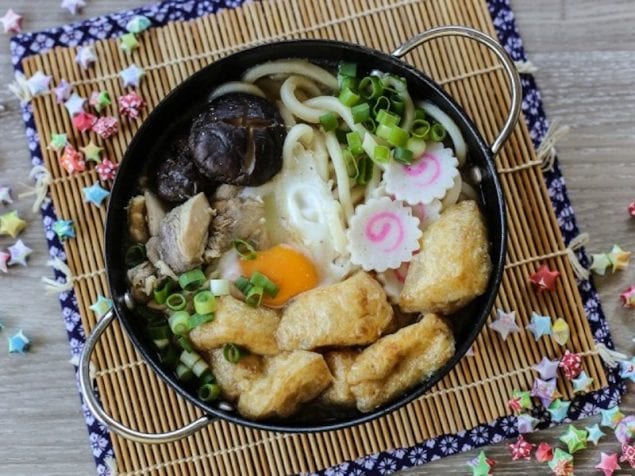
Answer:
[80, 141, 104, 163]
[608, 244, 631, 272]
[0, 210, 26, 238]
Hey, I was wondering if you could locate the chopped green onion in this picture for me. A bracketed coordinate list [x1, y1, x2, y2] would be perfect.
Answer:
[414, 108, 426, 120]
[249, 271, 279, 297]
[373, 145, 391, 164]
[178, 269, 206, 292]
[176, 335, 194, 352]
[232, 239, 257, 260]
[338, 61, 357, 78]
[372, 96, 391, 116]
[234, 276, 252, 295]
[319, 111, 338, 132]
[209, 279, 230, 296]
[393, 147, 414, 164]
[125, 244, 146, 268]
[356, 156, 373, 185]
[359, 76, 383, 100]
[411, 119, 431, 139]
[223, 343, 243, 363]
[361, 118, 376, 132]
[153, 279, 173, 305]
[381, 74, 407, 93]
[198, 383, 221, 402]
[338, 75, 357, 92]
[180, 350, 202, 368]
[377, 124, 409, 147]
[245, 285, 264, 307]
[166, 293, 186, 312]
[376, 109, 400, 127]
[191, 358, 210, 378]
[189, 313, 214, 329]
[147, 323, 171, 341]
[346, 131, 364, 156]
[169, 310, 190, 335]
[390, 96, 405, 115]
[342, 148, 359, 178]
[194, 290, 217, 315]
[339, 87, 360, 107]
[430, 123, 447, 142]
[200, 372, 216, 385]
[159, 345, 179, 367]
[175, 363, 193, 382]
[406, 137, 427, 157]
[351, 103, 370, 124]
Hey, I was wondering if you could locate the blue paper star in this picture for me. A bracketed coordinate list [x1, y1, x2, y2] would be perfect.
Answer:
[75, 45, 97, 69]
[517, 413, 539, 434]
[120, 64, 145, 88]
[489, 308, 520, 340]
[532, 356, 560, 380]
[619, 358, 635, 383]
[8, 330, 30, 353]
[90, 295, 113, 318]
[52, 219, 75, 241]
[547, 399, 571, 423]
[83, 182, 110, 207]
[8, 239, 32, 267]
[572, 370, 594, 393]
[26, 71, 51, 96]
[64, 93, 85, 116]
[126, 15, 152, 34]
[585, 423, 605, 445]
[526, 312, 552, 340]
[600, 405, 625, 429]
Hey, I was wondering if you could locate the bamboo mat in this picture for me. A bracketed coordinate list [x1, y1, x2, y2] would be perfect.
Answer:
[20, 0, 609, 474]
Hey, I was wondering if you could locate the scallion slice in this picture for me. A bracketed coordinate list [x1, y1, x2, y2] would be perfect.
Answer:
[198, 383, 221, 402]
[414, 108, 426, 120]
[194, 290, 217, 315]
[372, 96, 391, 116]
[339, 87, 360, 107]
[178, 269, 206, 292]
[373, 145, 391, 164]
[359, 76, 383, 100]
[319, 111, 338, 132]
[356, 156, 373, 185]
[200, 372, 216, 385]
[245, 285, 264, 307]
[406, 137, 427, 157]
[176, 335, 194, 352]
[223, 343, 243, 363]
[393, 147, 414, 164]
[234, 276, 252, 295]
[342, 148, 359, 179]
[189, 313, 214, 329]
[209, 279, 230, 296]
[411, 119, 431, 139]
[361, 118, 376, 133]
[338, 75, 357, 92]
[377, 124, 409, 147]
[175, 363, 193, 382]
[338, 61, 357, 78]
[249, 272, 279, 297]
[351, 103, 370, 124]
[430, 123, 447, 142]
[180, 350, 202, 368]
[376, 109, 400, 127]
[169, 310, 190, 336]
[232, 239, 257, 260]
[191, 358, 210, 378]
[165, 293, 187, 312]
[153, 279, 173, 305]
[346, 131, 364, 156]
[391, 96, 405, 115]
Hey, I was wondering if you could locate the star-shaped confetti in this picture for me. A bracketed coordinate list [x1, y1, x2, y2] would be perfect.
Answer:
[64, 93, 86, 116]
[120, 64, 145, 88]
[118, 91, 145, 119]
[1, 9, 22, 34]
[533, 356, 560, 380]
[517, 413, 539, 434]
[616, 415, 635, 445]
[548, 448, 574, 476]
[551, 317, 570, 345]
[559, 350, 582, 380]
[620, 286, 635, 309]
[572, 370, 594, 393]
[531, 377, 558, 407]
[535, 442, 553, 463]
[8, 330, 30, 353]
[468, 451, 494, 476]
[80, 141, 103, 163]
[59, 145, 86, 175]
[601, 405, 625, 429]
[8, 239, 32, 266]
[54, 79, 72, 103]
[52, 219, 75, 241]
[96, 158, 119, 182]
[0, 250, 9, 273]
[547, 399, 571, 423]
[529, 264, 560, 292]
[559, 425, 587, 454]
[0, 186, 13, 205]
[586, 423, 606, 445]
[0, 210, 26, 238]
[48, 132, 68, 152]
[120, 33, 139, 54]
[609, 244, 631, 272]
[507, 389, 532, 413]
[92, 116, 118, 139]
[629, 201, 635, 218]
[489, 308, 520, 340]
[621, 443, 635, 468]
[83, 182, 110, 207]
[590, 253, 612, 276]
[126, 15, 151, 34]
[526, 312, 552, 340]
[89, 90, 112, 113]
[596, 452, 621, 476]
[61, 0, 86, 15]
[509, 435, 534, 460]
[75, 44, 97, 69]
[73, 111, 97, 132]
[90, 295, 113, 318]
[26, 71, 51, 96]
[619, 358, 635, 382]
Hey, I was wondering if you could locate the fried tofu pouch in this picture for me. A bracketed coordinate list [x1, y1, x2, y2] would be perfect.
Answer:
[238, 351, 333, 419]
[348, 313, 455, 412]
[320, 350, 358, 407]
[190, 295, 280, 355]
[276, 271, 393, 350]
[207, 349, 264, 401]
[399, 200, 491, 315]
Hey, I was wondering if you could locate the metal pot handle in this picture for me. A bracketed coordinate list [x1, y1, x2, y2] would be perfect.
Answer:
[79, 310, 213, 444]
[392, 26, 522, 156]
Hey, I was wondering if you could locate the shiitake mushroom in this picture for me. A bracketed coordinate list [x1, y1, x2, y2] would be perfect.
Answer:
[188, 93, 286, 186]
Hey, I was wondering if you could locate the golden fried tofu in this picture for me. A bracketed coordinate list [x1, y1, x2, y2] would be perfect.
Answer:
[190, 295, 280, 355]
[320, 350, 358, 407]
[207, 349, 264, 401]
[276, 272, 393, 350]
[237, 351, 333, 419]
[399, 200, 491, 315]
[348, 313, 455, 412]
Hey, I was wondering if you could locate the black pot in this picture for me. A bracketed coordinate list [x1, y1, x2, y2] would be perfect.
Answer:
[79, 26, 521, 443]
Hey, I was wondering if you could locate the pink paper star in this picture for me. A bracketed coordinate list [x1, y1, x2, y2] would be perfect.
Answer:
[96, 158, 119, 182]
[596, 452, 620, 476]
[629, 201, 635, 218]
[118, 91, 145, 119]
[72, 112, 97, 133]
[92, 116, 118, 139]
[529, 264, 560, 293]
[8, 239, 32, 266]
[621, 443, 635, 468]
[0, 249, 9, 273]
[509, 435, 534, 461]
[489, 308, 520, 340]
[1, 9, 22, 34]
[535, 442, 553, 463]
[559, 350, 582, 380]
[61, 0, 86, 15]
[620, 286, 635, 309]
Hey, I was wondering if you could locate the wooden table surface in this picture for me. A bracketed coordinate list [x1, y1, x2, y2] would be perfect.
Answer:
[0, 1, 633, 475]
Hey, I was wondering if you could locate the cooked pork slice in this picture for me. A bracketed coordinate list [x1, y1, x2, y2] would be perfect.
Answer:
[144, 191, 166, 237]
[127, 195, 149, 243]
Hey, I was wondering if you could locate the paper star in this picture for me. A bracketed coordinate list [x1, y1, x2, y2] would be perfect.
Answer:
[92, 116, 118, 139]
[531, 377, 558, 407]
[48, 132, 68, 152]
[572, 370, 594, 393]
[560, 425, 587, 454]
[468, 451, 494, 476]
[80, 141, 103, 162]
[509, 435, 534, 461]
[551, 317, 570, 345]
[90, 295, 113, 318]
[126, 15, 151, 34]
[489, 308, 520, 340]
[59, 145, 86, 175]
[596, 452, 621, 476]
[73, 111, 97, 132]
[8, 330, 30, 353]
[465, 345, 475, 357]
[64, 93, 86, 116]
[629, 201, 635, 217]
[0, 250, 9, 273]
[529, 264, 560, 292]
[118, 91, 145, 119]
[0, 186, 13, 205]
[621, 443, 635, 468]
[619, 358, 635, 382]
[620, 286, 635, 309]
[559, 350, 582, 380]
[615, 415, 635, 445]
[533, 356, 560, 380]
[609, 244, 631, 272]
[96, 158, 119, 182]
[548, 448, 574, 476]
[526, 312, 552, 340]
[517, 413, 539, 434]
[75, 45, 97, 69]
[535, 442, 553, 463]
[600, 405, 625, 429]
[52, 219, 75, 241]
[26, 71, 51, 96]
[0, 210, 26, 238]
[547, 399, 571, 423]
[54, 79, 72, 103]
[586, 423, 606, 445]
[120, 64, 145, 88]
[89, 90, 111, 113]
[83, 182, 110, 207]
[8, 239, 32, 266]
[120, 33, 139, 54]
[590, 253, 612, 276]
[508, 389, 532, 413]
[1, 9, 22, 34]
[61, 0, 86, 16]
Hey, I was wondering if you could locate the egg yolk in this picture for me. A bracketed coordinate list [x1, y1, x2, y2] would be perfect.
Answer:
[239, 244, 318, 307]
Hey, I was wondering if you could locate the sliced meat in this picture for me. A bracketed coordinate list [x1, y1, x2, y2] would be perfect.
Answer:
[144, 191, 166, 237]
[127, 195, 149, 244]
[126, 261, 158, 303]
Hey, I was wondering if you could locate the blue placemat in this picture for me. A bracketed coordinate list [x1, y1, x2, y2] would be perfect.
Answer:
[10, 1, 625, 474]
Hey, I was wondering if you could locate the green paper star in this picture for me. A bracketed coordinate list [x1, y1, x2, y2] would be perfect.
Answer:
[90, 295, 113, 318]
[0, 210, 27, 238]
[600, 405, 625, 429]
[80, 141, 104, 163]
[548, 448, 573, 474]
[590, 253, 612, 275]
[470, 451, 492, 476]
[120, 33, 139, 54]
[49, 132, 68, 152]
[548, 398, 571, 423]
[513, 390, 533, 410]
[91, 90, 111, 113]
[559, 424, 588, 454]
